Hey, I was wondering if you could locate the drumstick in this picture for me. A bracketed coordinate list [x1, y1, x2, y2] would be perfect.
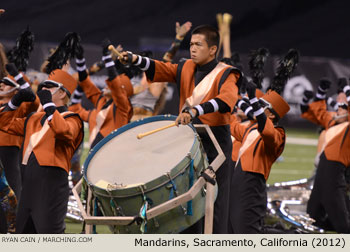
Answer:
[137, 122, 176, 139]
[108, 45, 123, 58]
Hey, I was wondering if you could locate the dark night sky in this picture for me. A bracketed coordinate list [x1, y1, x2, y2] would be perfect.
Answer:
[0, 0, 349, 58]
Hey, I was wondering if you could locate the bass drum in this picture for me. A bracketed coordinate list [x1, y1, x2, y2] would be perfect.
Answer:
[83, 115, 209, 233]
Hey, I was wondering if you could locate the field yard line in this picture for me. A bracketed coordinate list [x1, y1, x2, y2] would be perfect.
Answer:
[286, 137, 318, 146]
[270, 169, 310, 175]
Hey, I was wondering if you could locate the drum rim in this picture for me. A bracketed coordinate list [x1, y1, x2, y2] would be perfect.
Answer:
[83, 114, 198, 193]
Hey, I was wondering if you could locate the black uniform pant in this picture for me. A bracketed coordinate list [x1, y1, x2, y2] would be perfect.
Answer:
[229, 161, 267, 233]
[0, 146, 22, 201]
[307, 153, 350, 233]
[180, 123, 232, 234]
[16, 153, 69, 234]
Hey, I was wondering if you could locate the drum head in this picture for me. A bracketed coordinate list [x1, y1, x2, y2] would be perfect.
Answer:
[85, 117, 196, 189]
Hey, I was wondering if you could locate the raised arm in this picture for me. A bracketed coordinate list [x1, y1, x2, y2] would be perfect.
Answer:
[118, 51, 178, 83]
[68, 85, 90, 122]
[75, 44, 102, 107]
[37, 89, 83, 141]
[101, 39, 132, 126]
[163, 21, 192, 63]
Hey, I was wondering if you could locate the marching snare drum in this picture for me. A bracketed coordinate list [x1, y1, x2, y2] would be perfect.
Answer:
[83, 115, 209, 233]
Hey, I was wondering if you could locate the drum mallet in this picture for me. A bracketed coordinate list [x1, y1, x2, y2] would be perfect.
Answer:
[137, 122, 176, 139]
[108, 45, 123, 58]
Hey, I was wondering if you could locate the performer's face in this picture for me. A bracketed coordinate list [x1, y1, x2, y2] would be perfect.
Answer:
[0, 82, 16, 98]
[190, 34, 216, 66]
[336, 92, 348, 123]
[337, 107, 348, 123]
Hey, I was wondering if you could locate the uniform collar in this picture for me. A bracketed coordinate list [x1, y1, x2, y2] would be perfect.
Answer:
[196, 58, 218, 73]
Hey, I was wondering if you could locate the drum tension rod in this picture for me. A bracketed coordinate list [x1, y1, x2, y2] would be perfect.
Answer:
[166, 172, 187, 215]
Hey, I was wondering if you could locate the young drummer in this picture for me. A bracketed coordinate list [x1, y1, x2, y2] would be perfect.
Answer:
[0, 69, 84, 233]
[119, 25, 242, 233]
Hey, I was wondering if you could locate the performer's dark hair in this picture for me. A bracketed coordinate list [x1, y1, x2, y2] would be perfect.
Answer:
[192, 25, 220, 49]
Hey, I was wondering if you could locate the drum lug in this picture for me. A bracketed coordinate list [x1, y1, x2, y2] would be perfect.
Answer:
[137, 184, 147, 192]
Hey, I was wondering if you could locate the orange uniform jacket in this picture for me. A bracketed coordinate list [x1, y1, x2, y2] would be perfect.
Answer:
[148, 59, 239, 126]
[69, 103, 97, 136]
[230, 115, 252, 162]
[308, 100, 350, 167]
[79, 74, 132, 142]
[0, 98, 40, 148]
[231, 119, 286, 180]
[0, 108, 83, 173]
[303, 100, 337, 129]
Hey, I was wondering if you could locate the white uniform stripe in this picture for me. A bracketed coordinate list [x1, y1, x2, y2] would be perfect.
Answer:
[135, 55, 142, 66]
[71, 98, 82, 104]
[209, 99, 219, 112]
[14, 73, 23, 81]
[344, 85, 350, 93]
[47, 114, 53, 121]
[20, 83, 30, 89]
[254, 107, 264, 117]
[245, 106, 253, 114]
[250, 97, 258, 104]
[102, 55, 112, 61]
[74, 90, 84, 96]
[75, 58, 86, 64]
[316, 93, 326, 99]
[140, 57, 150, 71]
[8, 100, 18, 110]
[318, 86, 327, 92]
[76, 65, 86, 72]
[43, 102, 55, 110]
[105, 61, 115, 68]
[194, 105, 204, 115]
[237, 100, 245, 108]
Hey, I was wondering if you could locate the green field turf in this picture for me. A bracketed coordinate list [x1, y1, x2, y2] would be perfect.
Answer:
[268, 127, 318, 184]
[267, 143, 316, 184]
[66, 127, 319, 233]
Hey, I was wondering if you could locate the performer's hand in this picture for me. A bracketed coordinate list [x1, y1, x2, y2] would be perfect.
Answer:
[319, 78, 331, 91]
[175, 109, 197, 126]
[246, 81, 257, 99]
[118, 51, 137, 65]
[37, 90, 56, 119]
[237, 99, 254, 120]
[303, 90, 314, 100]
[9, 88, 36, 109]
[37, 89, 53, 106]
[176, 21, 192, 39]
[5, 63, 19, 77]
[102, 38, 112, 56]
